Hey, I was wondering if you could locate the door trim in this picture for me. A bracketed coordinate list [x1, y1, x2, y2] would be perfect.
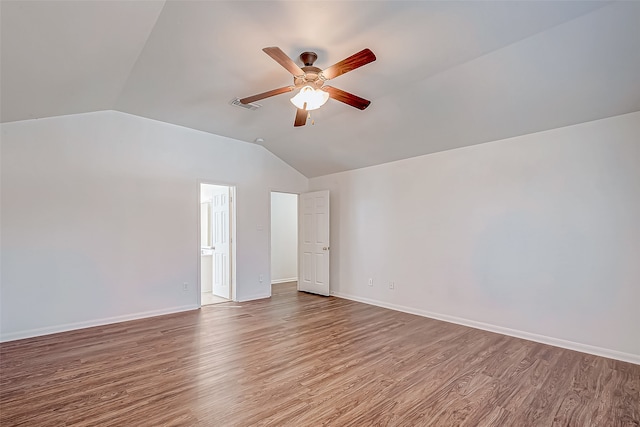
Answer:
[197, 181, 237, 305]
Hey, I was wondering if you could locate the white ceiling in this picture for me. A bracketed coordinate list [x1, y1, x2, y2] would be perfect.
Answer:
[2, 1, 639, 177]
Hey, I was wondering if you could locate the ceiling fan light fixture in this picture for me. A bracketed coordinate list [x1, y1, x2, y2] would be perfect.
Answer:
[290, 86, 329, 111]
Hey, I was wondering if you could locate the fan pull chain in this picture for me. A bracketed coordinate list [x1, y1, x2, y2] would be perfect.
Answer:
[307, 111, 315, 125]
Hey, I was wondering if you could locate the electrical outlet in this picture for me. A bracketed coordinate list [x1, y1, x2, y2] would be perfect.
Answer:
[183, 282, 189, 291]
[368, 278, 373, 286]
[389, 281, 395, 290]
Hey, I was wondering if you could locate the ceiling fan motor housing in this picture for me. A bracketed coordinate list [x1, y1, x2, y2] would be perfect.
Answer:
[294, 52, 324, 89]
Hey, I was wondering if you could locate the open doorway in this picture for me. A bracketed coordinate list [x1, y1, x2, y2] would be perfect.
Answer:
[270, 192, 299, 295]
[200, 183, 235, 306]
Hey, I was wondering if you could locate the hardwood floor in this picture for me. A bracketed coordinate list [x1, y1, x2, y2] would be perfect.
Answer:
[1, 282, 638, 426]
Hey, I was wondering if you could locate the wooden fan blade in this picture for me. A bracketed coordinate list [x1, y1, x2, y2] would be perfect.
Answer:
[240, 86, 295, 104]
[320, 48, 376, 80]
[263, 47, 305, 77]
[322, 86, 371, 110]
[294, 108, 307, 127]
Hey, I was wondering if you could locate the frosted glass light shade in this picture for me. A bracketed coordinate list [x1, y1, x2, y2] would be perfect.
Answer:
[290, 86, 329, 111]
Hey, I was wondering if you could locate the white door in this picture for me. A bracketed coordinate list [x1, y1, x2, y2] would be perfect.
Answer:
[298, 190, 330, 296]
[212, 188, 230, 298]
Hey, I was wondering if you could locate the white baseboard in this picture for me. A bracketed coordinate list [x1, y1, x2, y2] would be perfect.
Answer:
[0, 304, 199, 343]
[271, 277, 297, 285]
[331, 291, 640, 366]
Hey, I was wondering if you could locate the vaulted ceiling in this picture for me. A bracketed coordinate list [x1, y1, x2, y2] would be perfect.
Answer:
[2, 1, 639, 177]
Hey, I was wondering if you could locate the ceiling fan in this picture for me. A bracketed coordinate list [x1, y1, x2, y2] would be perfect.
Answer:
[240, 47, 376, 127]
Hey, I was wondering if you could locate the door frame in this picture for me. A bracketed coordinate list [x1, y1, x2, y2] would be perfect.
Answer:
[268, 190, 300, 297]
[198, 181, 237, 305]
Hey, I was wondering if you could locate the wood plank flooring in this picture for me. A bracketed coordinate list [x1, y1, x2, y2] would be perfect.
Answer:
[1, 282, 639, 426]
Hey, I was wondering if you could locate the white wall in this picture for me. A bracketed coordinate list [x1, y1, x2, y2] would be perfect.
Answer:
[309, 112, 640, 363]
[270, 192, 298, 284]
[0, 111, 308, 341]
